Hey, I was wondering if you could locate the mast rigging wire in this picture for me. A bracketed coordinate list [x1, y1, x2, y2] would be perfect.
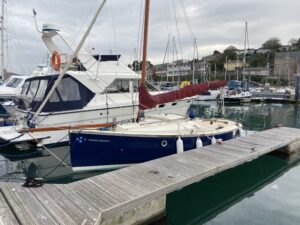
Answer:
[109, 0, 118, 59]
[171, 0, 183, 61]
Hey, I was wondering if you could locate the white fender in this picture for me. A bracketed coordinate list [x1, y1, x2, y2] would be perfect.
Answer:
[176, 136, 184, 153]
[196, 137, 203, 148]
[239, 128, 245, 137]
[211, 136, 217, 145]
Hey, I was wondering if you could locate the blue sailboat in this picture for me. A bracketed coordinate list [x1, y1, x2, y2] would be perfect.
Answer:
[69, 114, 242, 171]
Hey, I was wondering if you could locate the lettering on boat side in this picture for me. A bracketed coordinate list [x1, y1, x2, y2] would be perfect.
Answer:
[88, 139, 110, 143]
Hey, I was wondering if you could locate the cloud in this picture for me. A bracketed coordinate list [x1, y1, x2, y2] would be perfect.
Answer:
[3, 0, 300, 74]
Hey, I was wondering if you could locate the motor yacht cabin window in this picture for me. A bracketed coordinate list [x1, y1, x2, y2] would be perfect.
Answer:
[49, 90, 60, 102]
[5, 78, 23, 88]
[132, 79, 158, 92]
[19, 75, 95, 112]
[132, 79, 139, 92]
[105, 79, 130, 93]
[34, 79, 48, 102]
[20, 78, 49, 110]
[21, 81, 30, 95]
[57, 77, 81, 101]
[27, 80, 39, 102]
[42, 76, 95, 112]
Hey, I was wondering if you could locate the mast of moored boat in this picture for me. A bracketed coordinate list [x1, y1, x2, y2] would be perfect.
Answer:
[243, 21, 249, 86]
[136, 0, 150, 122]
[1, 0, 5, 80]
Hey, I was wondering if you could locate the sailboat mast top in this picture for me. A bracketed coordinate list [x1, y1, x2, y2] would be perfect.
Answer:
[1, 0, 5, 80]
[33, 0, 107, 122]
[141, 0, 150, 85]
[243, 21, 248, 81]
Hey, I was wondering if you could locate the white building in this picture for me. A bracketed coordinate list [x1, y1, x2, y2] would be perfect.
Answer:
[154, 60, 191, 78]
[242, 67, 270, 76]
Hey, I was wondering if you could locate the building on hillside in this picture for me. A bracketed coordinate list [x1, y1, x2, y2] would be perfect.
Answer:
[154, 63, 168, 77]
[274, 51, 300, 81]
[202, 55, 217, 62]
[224, 60, 245, 71]
[278, 45, 293, 52]
[154, 60, 191, 78]
[236, 48, 255, 56]
[242, 67, 270, 76]
[256, 48, 272, 54]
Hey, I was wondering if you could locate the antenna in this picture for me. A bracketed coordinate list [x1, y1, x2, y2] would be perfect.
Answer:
[33, 9, 42, 33]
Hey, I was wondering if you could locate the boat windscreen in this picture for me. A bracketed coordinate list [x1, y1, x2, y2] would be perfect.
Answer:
[19, 75, 95, 112]
[5, 78, 23, 88]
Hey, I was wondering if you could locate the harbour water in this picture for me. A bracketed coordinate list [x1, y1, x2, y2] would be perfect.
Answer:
[167, 102, 300, 225]
[1, 102, 300, 224]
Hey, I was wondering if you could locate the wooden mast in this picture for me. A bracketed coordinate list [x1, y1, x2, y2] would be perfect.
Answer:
[136, 0, 150, 122]
[141, 0, 150, 85]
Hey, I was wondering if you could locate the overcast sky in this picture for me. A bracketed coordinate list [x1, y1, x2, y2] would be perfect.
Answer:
[4, 0, 300, 74]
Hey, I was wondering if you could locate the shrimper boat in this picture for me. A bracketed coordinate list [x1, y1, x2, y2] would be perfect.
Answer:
[70, 114, 242, 171]
[69, 0, 242, 172]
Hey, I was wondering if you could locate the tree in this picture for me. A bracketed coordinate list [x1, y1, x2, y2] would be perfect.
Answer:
[292, 38, 300, 49]
[288, 38, 297, 46]
[248, 54, 268, 67]
[131, 60, 152, 72]
[223, 45, 237, 60]
[213, 50, 221, 55]
[132, 60, 141, 71]
[262, 37, 281, 51]
[224, 45, 237, 52]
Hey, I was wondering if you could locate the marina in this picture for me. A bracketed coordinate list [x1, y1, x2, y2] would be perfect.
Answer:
[0, 0, 299, 224]
[1, 127, 300, 225]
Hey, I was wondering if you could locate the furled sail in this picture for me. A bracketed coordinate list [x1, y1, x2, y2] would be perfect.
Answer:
[139, 80, 227, 110]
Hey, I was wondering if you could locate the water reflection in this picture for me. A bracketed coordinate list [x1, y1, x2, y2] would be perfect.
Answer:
[166, 152, 300, 225]
[165, 102, 300, 225]
[0, 145, 107, 183]
[191, 102, 300, 131]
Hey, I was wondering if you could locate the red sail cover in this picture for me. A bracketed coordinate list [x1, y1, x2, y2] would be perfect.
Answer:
[139, 80, 227, 110]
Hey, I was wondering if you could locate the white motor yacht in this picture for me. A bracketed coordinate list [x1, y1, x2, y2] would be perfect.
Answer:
[0, 65, 48, 116]
[0, 24, 192, 149]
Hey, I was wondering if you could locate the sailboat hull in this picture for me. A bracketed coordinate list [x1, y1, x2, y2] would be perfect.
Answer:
[195, 90, 221, 101]
[70, 130, 237, 172]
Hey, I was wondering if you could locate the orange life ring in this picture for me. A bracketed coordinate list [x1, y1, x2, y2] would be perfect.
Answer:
[51, 51, 61, 71]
